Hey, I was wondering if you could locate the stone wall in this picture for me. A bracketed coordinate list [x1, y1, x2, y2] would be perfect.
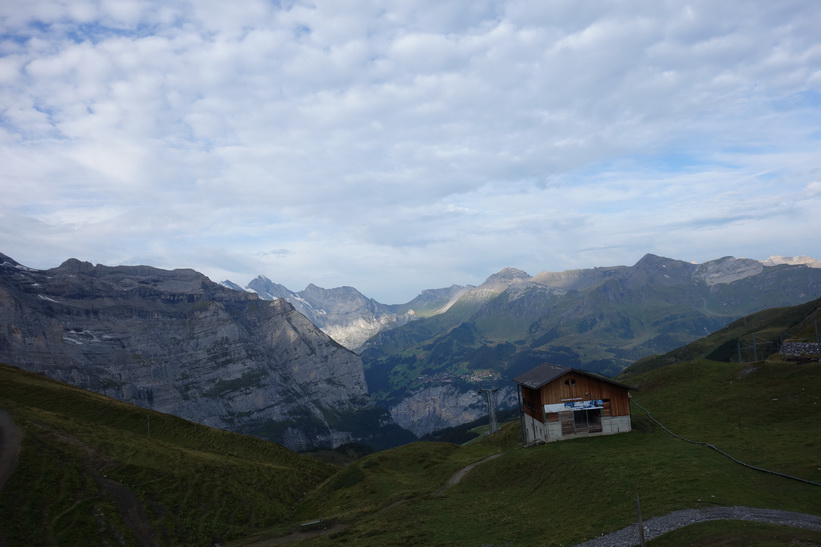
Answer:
[781, 342, 820, 358]
[521, 413, 632, 444]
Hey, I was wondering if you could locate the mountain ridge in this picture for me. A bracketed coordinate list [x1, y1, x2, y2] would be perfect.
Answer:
[224, 254, 821, 355]
[7, 250, 821, 442]
[0, 252, 413, 451]
[356, 253, 821, 436]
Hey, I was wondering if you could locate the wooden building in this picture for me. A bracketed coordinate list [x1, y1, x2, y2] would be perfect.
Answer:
[513, 363, 633, 444]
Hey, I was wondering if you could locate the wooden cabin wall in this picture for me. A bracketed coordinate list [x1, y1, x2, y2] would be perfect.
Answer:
[538, 372, 630, 416]
[520, 385, 543, 419]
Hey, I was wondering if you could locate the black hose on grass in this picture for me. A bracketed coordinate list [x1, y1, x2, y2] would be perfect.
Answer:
[630, 399, 821, 488]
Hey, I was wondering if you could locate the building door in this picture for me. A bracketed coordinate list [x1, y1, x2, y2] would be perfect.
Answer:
[587, 408, 602, 433]
[569, 409, 603, 434]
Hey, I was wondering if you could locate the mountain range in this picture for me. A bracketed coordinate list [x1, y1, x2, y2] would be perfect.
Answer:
[224, 255, 821, 358]
[2, 293, 820, 545]
[223, 253, 821, 436]
[0, 252, 413, 451]
[3, 251, 821, 446]
[219, 276, 467, 351]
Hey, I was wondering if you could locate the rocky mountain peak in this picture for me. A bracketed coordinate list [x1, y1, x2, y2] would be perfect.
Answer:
[0, 252, 21, 267]
[302, 283, 361, 300]
[693, 256, 764, 286]
[763, 255, 821, 268]
[485, 267, 530, 282]
[236, 277, 417, 351]
[219, 279, 247, 292]
[627, 254, 697, 284]
[247, 276, 294, 301]
[633, 253, 675, 269]
[55, 257, 96, 273]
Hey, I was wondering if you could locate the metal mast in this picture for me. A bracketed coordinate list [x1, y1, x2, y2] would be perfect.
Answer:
[479, 387, 500, 435]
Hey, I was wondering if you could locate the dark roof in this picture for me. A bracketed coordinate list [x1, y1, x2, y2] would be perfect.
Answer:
[512, 363, 570, 389]
[512, 362, 633, 391]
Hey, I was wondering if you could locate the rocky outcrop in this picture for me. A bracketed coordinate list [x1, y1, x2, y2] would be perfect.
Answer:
[0, 253, 392, 451]
[693, 256, 764, 285]
[388, 384, 517, 437]
[763, 255, 821, 268]
[244, 276, 416, 351]
[435, 268, 532, 315]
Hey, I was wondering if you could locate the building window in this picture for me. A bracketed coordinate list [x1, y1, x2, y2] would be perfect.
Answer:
[564, 379, 576, 386]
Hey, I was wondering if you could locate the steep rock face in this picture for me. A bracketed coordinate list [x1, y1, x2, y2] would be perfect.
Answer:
[0, 253, 379, 451]
[438, 268, 531, 313]
[245, 276, 416, 351]
[693, 256, 764, 285]
[388, 384, 516, 437]
[398, 285, 469, 316]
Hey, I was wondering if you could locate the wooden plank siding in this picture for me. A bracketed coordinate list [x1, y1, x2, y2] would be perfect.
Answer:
[520, 371, 630, 420]
[515, 363, 632, 443]
[521, 385, 543, 420]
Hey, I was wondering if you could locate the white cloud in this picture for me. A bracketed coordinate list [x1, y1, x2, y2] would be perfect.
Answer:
[1, 0, 820, 302]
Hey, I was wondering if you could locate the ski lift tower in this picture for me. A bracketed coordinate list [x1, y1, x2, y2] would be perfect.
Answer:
[479, 387, 500, 435]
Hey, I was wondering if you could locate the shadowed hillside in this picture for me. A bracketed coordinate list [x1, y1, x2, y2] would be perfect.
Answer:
[0, 363, 337, 546]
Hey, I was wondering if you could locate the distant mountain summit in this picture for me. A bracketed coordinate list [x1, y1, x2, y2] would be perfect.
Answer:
[359, 253, 821, 437]
[225, 254, 821, 356]
[762, 255, 821, 268]
[228, 275, 418, 351]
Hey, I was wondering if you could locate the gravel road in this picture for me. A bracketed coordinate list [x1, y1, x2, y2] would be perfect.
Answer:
[574, 506, 821, 546]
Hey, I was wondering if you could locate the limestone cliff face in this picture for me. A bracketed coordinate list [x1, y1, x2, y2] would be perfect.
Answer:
[0, 253, 375, 451]
[693, 256, 764, 285]
[388, 384, 517, 437]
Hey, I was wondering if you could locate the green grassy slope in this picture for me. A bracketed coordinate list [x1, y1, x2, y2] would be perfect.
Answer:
[0, 363, 337, 546]
[624, 296, 821, 376]
[648, 520, 821, 546]
[238, 359, 821, 546]
[4, 337, 820, 545]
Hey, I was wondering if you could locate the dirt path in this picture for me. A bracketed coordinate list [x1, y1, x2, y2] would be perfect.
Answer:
[574, 506, 821, 546]
[0, 409, 22, 494]
[243, 523, 348, 545]
[434, 453, 502, 496]
[240, 453, 504, 545]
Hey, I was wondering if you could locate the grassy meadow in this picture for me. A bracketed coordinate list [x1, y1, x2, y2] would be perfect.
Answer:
[0, 364, 335, 546]
[2, 357, 819, 545]
[237, 359, 821, 546]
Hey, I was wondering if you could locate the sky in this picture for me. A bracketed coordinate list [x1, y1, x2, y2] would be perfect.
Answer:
[1, 0, 820, 303]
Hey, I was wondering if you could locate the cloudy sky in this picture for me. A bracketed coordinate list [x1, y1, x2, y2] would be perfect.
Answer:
[2, 0, 820, 303]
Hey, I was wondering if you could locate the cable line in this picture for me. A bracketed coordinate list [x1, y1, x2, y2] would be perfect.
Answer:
[630, 399, 821, 488]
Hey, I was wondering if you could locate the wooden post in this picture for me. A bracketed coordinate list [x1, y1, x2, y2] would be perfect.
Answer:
[752, 333, 758, 361]
[636, 493, 646, 547]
